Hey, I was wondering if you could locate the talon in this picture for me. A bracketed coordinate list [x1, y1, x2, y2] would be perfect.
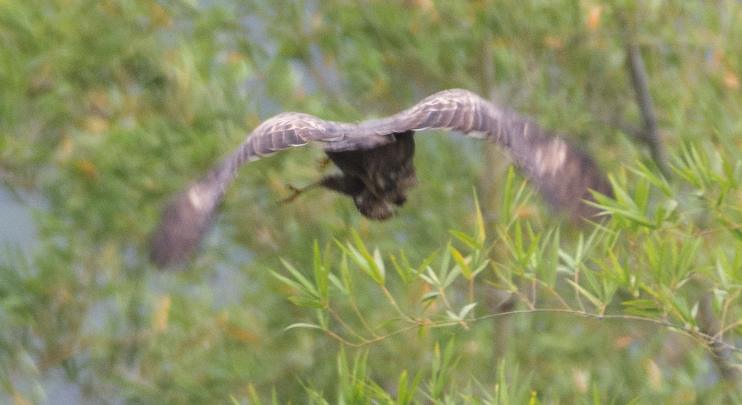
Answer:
[279, 183, 320, 205]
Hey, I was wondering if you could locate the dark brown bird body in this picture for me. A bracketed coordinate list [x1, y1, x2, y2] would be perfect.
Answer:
[150, 89, 611, 268]
[321, 131, 417, 220]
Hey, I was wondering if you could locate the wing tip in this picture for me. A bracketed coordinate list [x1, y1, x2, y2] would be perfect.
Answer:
[149, 182, 222, 269]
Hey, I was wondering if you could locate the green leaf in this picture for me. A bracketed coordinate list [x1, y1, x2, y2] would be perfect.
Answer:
[328, 274, 347, 296]
[458, 302, 477, 319]
[340, 253, 355, 299]
[390, 252, 408, 284]
[313, 241, 328, 300]
[336, 232, 385, 285]
[538, 229, 559, 287]
[473, 187, 486, 243]
[272, 270, 316, 300]
[449, 244, 473, 280]
[287, 296, 325, 308]
[471, 260, 490, 278]
[721, 150, 738, 189]
[438, 245, 452, 284]
[565, 279, 604, 310]
[420, 291, 440, 303]
[622, 300, 661, 317]
[285, 322, 325, 331]
[449, 230, 483, 250]
[634, 177, 650, 213]
[373, 247, 386, 282]
[397, 369, 423, 405]
[629, 161, 673, 196]
[280, 259, 318, 296]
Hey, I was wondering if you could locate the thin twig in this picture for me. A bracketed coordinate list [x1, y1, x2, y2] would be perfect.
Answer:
[317, 306, 742, 362]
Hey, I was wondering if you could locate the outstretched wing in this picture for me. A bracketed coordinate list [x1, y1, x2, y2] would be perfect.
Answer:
[150, 89, 610, 268]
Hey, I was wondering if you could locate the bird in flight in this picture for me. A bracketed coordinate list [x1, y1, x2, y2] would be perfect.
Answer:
[150, 89, 611, 268]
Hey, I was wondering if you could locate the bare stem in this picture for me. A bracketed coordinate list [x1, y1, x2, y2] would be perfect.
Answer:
[621, 19, 671, 178]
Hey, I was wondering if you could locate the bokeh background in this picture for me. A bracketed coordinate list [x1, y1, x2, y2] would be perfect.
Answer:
[2, 0, 742, 403]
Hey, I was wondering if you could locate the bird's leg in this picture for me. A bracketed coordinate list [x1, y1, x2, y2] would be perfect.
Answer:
[317, 174, 365, 197]
[279, 182, 321, 205]
[279, 158, 333, 205]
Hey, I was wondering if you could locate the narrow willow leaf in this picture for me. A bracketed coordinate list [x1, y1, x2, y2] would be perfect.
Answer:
[313, 241, 328, 299]
[449, 245, 473, 280]
[473, 187, 486, 243]
[397, 369, 424, 405]
[420, 291, 440, 303]
[284, 322, 324, 330]
[420, 266, 439, 285]
[340, 253, 354, 298]
[272, 270, 316, 299]
[449, 230, 483, 250]
[339, 232, 385, 285]
[280, 260, 319, 295]
[565, 279, 604, 309]
[634, 177, 650, 213]
[608, 174, 635, 207]
[397, 370, 409, 405]
[390, 253, 409, 284]
[438, 245, 452, 283]
[502, 167, 516, 224]
[668, 291, 694, 326]
[471, 260, 490, 277]
[373, 247, 386, 283]
[442, 263, 461, 289]
[630, 161, 673, 196]
[721, 150, 738, 189]
[539, 229, 559, 287]
[446, 310, 460, 321]
[458, 302, 477, 319]
[329, 274, 347, 296]
[622, 300, 661, 317]
[418, 249, 439, 275]
[246, 385, 265, 405]
[287, 296, 324, 308]
[316, 308, 329, 329]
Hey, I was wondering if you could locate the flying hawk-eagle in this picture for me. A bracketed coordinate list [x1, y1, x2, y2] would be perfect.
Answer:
[150, 89, 611, 268]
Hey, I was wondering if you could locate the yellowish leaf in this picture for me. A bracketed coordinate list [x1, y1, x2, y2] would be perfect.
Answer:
[57, 135, 74, 160]
[544, 36, 563, 50]
[572, 369, 588, 394]
[149, 1, 173, 28]
[412, 0, 434, 11]
[644, 358, 662, 390]
[586, 6, 602, 31]
[13, 390, 32, 405]
[83, 116, 109, 134]
[724, 70, 740, 90]
[152, 295, 171, 334]
[75, 159, 98, 179]
[514, 204, 537, 219]
[227, 325, 259, 343]
[614, 334, 633, 349]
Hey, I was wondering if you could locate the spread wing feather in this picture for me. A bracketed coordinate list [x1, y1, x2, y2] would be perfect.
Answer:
[150, 89, 610, 268]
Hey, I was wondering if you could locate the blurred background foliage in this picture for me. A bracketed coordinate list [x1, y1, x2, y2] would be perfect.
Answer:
[1, 0, 741, 403]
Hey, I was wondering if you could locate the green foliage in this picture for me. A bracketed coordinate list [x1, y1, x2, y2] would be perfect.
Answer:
[2, 0, 742, 404]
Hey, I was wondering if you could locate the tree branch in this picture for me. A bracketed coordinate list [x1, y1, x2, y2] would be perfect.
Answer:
[622, 22, 672, 178]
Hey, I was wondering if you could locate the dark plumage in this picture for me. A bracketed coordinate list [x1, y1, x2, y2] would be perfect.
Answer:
[321, 131, 417, 220]
[150, 89, 611, 268]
